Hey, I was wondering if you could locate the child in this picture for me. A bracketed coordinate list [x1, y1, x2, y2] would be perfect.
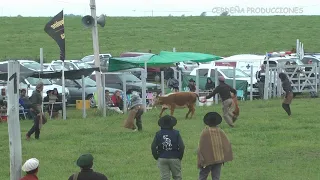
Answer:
[151, 115, 185, 180]
[123, 94, 144, 131]
[197, 112, 233, 180]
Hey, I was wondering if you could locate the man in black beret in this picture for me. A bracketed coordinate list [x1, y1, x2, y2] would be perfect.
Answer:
[151, 115, 185, 180]
[68, 153, 108, 180]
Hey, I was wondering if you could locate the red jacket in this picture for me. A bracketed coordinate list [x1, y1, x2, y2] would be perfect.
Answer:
[20, 174, 38, 180]
[111, 95, 122, 107]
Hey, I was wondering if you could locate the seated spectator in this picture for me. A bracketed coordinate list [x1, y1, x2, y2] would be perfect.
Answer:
[68, 153, 108, 180]
[197, 112, 233, 180]
[44, 90, 59, 118]
[151, 115, 185, 180]
[188, 78, 196, 92]
[205, 78, 215, 91]
[19, 89, 32, 109]
[111, 90, 123, 110]
[105, 90, 123, 114]
[167, 76, 179, 92]
[20, 158, 39, 180]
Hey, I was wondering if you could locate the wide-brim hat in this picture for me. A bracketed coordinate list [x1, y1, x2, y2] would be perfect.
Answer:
[189, 78, 195, 82]
[76, 154, 94, 168]
[203, 112, 222, 127]
[158, 115, 177, 129]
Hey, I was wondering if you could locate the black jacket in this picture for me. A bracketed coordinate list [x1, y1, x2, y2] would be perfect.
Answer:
[68, 169, 108, 180]
[205, 82, 237, 102]
[151, 129, 185, 160]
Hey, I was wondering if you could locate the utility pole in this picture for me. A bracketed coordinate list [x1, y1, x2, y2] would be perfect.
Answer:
[90, 0, 103, 110]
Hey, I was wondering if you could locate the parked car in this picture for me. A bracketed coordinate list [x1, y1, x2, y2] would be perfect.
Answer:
[51, 60, 92, 70]
[51, 76, 121, 104]
[90, 72, 161, 94]
[175, 61, 199, 74]
[190, 66, 258, 97]
[81, 54, 112, 70]
[22, 77, 71, 103]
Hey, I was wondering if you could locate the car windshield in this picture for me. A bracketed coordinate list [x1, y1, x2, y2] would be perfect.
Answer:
[278, 59, 304, 66]
[52, 65, 68, 71]
[81, 56, 94, 62]
[21, 62, 42, 70]
[75, 77, 96, 87]
[220, 69, 250, 78]
[26, 77, 52, 85]
[73, 62, 92, 69]
[119, 74, 141, 82]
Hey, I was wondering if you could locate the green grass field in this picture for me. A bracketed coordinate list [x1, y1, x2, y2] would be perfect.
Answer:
[0, 98, 320, 180]
[0, 16, 320, 61]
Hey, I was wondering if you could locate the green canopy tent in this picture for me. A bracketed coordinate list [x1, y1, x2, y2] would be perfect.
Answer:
[108, 51, 222, 72]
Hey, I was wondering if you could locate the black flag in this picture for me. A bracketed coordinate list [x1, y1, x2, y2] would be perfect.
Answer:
[44, 10, 65, 61]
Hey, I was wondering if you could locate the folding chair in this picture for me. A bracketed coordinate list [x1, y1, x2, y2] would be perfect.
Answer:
[19, 104, 27, 119]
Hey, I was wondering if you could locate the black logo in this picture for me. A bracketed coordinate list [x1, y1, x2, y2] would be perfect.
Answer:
[246, 64, 250, 69]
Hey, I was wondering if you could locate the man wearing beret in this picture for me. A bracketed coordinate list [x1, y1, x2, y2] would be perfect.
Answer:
[197, 112, 233, 180]
[151, 115, 185, 180]
[123, 93, 144, 131]
[20, 158, 40, 180]
[26, 81, 46, 140]
[68, 154, 108, 180]
[201, 76, 237, 127]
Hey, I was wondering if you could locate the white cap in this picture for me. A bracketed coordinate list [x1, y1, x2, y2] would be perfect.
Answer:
[22, 158, 39, 172]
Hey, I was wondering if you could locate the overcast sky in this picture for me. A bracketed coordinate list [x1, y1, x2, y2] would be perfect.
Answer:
[0, 0, 319, 17]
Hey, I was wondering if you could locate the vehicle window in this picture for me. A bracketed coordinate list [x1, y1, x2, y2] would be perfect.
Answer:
[81, 56, 94, 62]
[21, 62, 42, 70]
[198, 69, 209, 76]
[105, 74, 120, 83]
[66, 79, 78, 87]
[301, 57, 318, 64]
[220, 69, 250, 78]
[75, 77, 96, 87]
[63, 62, 76, 70]
[73, 62, 92, 69]
[210, 70, 223, 77]
[118, 73, 141, 82]
[26, 77, 52, 85]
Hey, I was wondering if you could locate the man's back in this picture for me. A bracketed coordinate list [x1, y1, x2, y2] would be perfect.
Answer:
[68, 169, 108, 180]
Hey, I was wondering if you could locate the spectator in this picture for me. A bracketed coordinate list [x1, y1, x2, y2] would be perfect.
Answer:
[197, 112, 233, 180]
[68, 154, 108, 180]
[124, 94, 144, 131]
[188, 78, 196, 92]
[151, 115, 185, 180]
[105, 90, 123, 114]
[205, 78, 215, 91]
[21, 158, 40, 180]
[256, 64, 266, 99]
[167, 76, 179, 92]
[111, 90, 123, 110]
[19, 89, 32, 109]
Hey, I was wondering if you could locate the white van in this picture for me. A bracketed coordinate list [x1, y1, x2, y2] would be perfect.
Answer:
[210, 54, 265, 75]
[190, 66, 259, 97]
